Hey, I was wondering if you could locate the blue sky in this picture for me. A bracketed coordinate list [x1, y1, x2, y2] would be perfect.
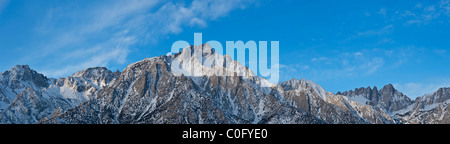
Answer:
[0, 0, 449, 99]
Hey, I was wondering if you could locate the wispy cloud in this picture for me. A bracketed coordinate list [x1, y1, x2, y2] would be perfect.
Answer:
[146, 0, 254, 35]
[434, 49, 447, 55]
[40, 34, 136, 77]
[20, 0, 254, 78]
[341, 24, 394, 43]
[281, 46, 426, 82]
[378, 8, 387, 17]
[311, 57, 328, 62]
[26, 0, 158, 77]
[321, 56, 385, 78]
[281, 51, 385, 82]
[397, 0, 450, 25]
[357, 25, 394, 37]
[0, 0, 9, 14]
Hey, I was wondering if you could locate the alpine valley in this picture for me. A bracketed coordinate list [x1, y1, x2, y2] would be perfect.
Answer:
[0, 44, 448, 124]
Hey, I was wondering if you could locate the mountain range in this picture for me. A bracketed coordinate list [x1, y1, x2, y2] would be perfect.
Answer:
[0, 44, 449, 124]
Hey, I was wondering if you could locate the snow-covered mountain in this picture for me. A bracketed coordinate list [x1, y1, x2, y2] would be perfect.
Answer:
[0, 44, 449, 124]
[40, 44, 322, 124]
[338, 84, 450, 124]
[337, 84, 413, 113]
[395, 88, 450, 124]
[0, 66, 118, 124]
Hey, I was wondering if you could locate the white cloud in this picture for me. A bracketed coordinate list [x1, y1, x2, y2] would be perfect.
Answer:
[149, 0, 253, 35]
[26, 0, 157, 77]
[415, 3, 423, 9]
[341, 24, 395, 43]
[399, 0, 450, 25]
[23, 0, 254, 78]
[311, 57, 328, 62]
[354, 52, 363, 56]
[41, 35, 136, 77]
[378, 8, 387, 17]
[301, 65, 310, 70]
[360, 57, 384, 76]
[434, 49, 447, 55]
[357, 25, 394, 37]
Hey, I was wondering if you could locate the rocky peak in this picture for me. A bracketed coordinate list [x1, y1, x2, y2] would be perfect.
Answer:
[435, 88, 450, 101]
[72, 67, 115, 82]
[337, 86, 377, 101]
[190, 43, 215, 56]
[338, 84, 412, 112]
[1, 65, 50, 88]
[0, 66, 117, 123]
[177, 43, 219, 63]
[170, 43, 256, 80]
[280, 79, 328, 99]
[380, 84, 394, 93]
[0, 65, 53, 111]
[54, 67, 118, 92]
[373, 86, 378, 93]
[379, 84, 398, 101]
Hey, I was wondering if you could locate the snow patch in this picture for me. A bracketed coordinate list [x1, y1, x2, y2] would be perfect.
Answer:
[422, 99, 450, 111]
[347, 95, 370, 106]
